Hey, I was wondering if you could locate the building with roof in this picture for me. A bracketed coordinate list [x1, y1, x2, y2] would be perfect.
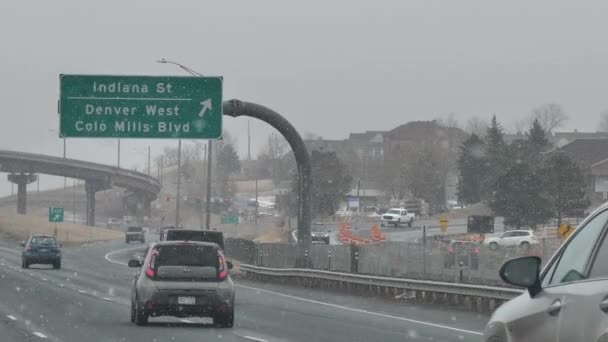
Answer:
[555, 139, 608, 204]
[552, 131, 608, 147]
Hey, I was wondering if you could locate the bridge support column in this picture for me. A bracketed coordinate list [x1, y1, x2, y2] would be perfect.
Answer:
[85, 181, 106, 226]
[135, 193, 152, 222]
[8, 173, 38, 215]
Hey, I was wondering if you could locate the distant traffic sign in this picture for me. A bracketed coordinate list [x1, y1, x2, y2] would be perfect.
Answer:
[59, 75, 223, 139]
[221, 214, 239, 225]
[439, 215, 448, 233]
[49, 207, 64, 223]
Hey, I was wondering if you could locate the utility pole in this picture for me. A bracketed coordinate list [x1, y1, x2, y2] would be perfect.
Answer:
[248, 120, 251, 161]
[205, 141, 213, 230]
[117, 139, 121, 168]
[200, 143, 207, 229]
[159, 156, 164, 185]
[63, 138, 67, 189]
[255, 176, 258, 224]
[147, 146, 151, 176]
[175, 139, 182, 228]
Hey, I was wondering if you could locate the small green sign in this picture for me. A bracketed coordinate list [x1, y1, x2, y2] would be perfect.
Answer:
[49, 207, 64, 223]
[59, 74, 223, 139]
[221, 214, 239, 225]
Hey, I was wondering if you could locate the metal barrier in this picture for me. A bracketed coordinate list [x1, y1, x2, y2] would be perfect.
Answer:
[241, 264, 522, 299]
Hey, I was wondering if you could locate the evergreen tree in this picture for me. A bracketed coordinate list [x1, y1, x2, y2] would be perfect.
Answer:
[481, 115, 510, 200]
[543, 152, 590, 226]
[457, 133, 487, 204]
[489, 163, 552, 229]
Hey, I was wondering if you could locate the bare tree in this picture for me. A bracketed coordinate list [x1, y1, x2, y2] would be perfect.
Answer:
[598, 110, 608, 132]
[258, 133, 291, 184]
[511, 117, 533, 135]
[465, 116, 489, 137]
[531, 103, 568, 133]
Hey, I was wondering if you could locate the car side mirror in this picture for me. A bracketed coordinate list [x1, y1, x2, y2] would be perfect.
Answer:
[226, 261, 234, 270]
[128, 259, 142, 268]
[499, 256, 542, 297]
[20, 241, 25, 247]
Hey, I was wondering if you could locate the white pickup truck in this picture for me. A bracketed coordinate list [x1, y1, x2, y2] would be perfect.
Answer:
[381, 208, 415, 227]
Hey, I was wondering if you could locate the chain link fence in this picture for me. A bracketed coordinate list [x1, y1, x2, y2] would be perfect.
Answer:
[247, 238, 564, 286]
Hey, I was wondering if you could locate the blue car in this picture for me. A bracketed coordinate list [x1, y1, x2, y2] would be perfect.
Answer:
[21, 235, 62, 269]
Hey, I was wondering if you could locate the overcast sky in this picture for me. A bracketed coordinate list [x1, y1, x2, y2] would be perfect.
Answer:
[1, 0, 608, 195]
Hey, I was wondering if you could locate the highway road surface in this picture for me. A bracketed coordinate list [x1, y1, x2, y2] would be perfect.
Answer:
[0, 237, 489, 341]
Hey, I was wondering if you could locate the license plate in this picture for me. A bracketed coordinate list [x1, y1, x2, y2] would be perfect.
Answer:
[178, 296, 195, 305]
[39, 248, 48, 253]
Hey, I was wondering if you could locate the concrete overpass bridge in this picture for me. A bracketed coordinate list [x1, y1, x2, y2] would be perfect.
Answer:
[0, 150, 161, 225]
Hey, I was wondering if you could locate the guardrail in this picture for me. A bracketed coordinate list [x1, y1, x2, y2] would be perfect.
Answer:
[240, 264, 523, 312]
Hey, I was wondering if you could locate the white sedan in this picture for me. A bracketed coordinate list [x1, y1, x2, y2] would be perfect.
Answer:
[483, 230, 539, 250]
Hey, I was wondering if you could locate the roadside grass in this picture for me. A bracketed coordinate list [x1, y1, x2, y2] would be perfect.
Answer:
[0, 208, 122, 245]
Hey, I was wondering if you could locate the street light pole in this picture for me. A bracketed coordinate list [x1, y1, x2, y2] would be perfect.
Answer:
[157, 59, 213, 230]
[175, 139, 182, 228]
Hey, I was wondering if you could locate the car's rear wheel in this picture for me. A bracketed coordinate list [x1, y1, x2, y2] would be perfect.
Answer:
[408, 219, 413, 228]
[214, 310, 234, 328]
[489, 242, 498, 250]
[21, 259, 28, 269]
[395, 220, 400, 227]
[380, 221, 385, 227]
[130, 301, 136, 323]
[53, 260, 61, 270]
[134, 302, 148, 326]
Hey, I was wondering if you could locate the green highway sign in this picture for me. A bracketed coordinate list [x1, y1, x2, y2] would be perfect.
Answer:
[49, 207, 64, 223]
[221, 214, 239, 225]
[59, 75, 223, 139]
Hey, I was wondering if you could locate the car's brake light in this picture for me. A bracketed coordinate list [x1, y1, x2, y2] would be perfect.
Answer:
[474, 247, 480, 254]
[448, 247, 454, 253]
[146, 250, 158, 279]
[218, 252, 228, 281]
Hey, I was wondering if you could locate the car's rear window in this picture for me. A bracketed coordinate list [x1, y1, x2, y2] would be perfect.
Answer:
[127, 227, 143, 232]
[156, 245, 218, 268]
[30, 237, 57, 246]
[165, 230, 224, 249]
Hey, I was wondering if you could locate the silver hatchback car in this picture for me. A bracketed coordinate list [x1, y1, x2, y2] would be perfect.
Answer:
[129, 241, 235, 327]
[485, 202, 608, 341]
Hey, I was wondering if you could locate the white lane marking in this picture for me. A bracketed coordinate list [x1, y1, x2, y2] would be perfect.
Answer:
[180, 319, 193, 323]
[238, 285, 483, 336]
[103, 297, 112, 302]
[78, 290, 86, 294]
[41, 277, 48, 281]
[58, 284, 65, 287]
[6, 315, 17, 320]
[32, 332, 47, 338]
[234, 334, 269, 342]
[104, 246, 146, 266]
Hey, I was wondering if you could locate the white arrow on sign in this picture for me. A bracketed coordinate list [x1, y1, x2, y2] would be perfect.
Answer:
[198, 99, 212, 118]
[53, 214, 60, 221]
